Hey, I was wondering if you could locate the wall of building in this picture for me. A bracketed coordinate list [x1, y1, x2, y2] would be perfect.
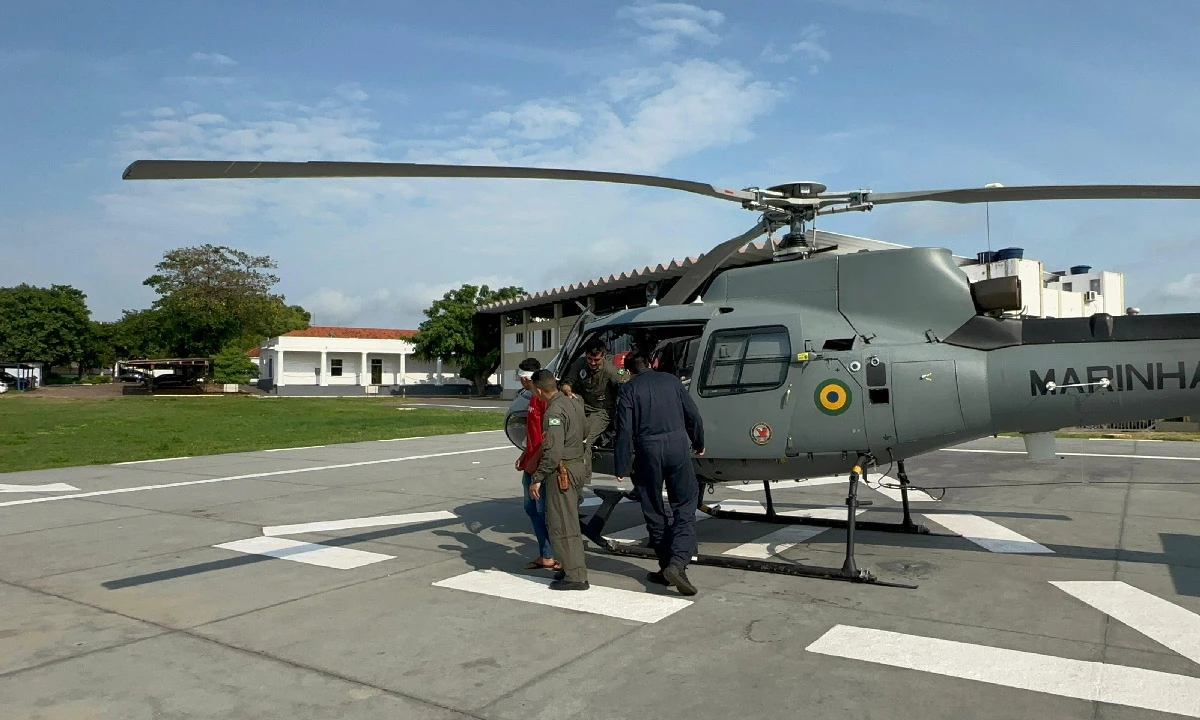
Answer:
[256, 333, 474, 393]
[960, 256, 1125, 319]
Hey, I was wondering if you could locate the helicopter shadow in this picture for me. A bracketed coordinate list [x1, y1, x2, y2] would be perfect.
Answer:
[763, 503, 1200, 597]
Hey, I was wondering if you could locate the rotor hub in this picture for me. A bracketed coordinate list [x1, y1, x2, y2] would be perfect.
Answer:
[767, 181, 827, 198]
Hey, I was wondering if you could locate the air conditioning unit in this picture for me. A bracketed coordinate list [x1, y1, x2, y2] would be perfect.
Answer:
[1083, 290, 1098, 302]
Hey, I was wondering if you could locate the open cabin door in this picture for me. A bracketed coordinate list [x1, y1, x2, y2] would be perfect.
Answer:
[547, 306, 594, 377]
[689, 310, 803, 461]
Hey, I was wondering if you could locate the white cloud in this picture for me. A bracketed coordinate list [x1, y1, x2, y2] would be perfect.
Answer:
[335, 82, 369, 103]
[617, 3, 724, 53]
[191, 52, 237, 67]
[760, 25, 832, 74]
[483, 101, 583, 140]
[63, 39, 785, 327]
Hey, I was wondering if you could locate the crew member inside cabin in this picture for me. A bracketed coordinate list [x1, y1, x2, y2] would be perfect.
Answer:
[515, 357, 557, 571]
[559, 338, 628, 482]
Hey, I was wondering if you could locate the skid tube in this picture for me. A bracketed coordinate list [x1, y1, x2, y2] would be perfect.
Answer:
[698, 459, 955, 538]
[578, 456, 918, 590]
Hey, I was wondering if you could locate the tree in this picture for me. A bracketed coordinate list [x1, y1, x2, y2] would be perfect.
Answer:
[143, 244, 309, 357]
[212, 342, 259, 384]
[413, 284, 525, 395]
[0, 284, 92, 368]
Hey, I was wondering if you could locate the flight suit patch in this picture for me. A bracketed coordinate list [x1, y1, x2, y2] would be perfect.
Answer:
[548, 417, 562, 426]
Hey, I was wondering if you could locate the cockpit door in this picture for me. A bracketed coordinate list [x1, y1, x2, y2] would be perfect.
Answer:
[689, 310, 803, 460]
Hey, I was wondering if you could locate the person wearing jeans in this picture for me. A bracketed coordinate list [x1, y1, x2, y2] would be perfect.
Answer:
[516, 358, 558, 570]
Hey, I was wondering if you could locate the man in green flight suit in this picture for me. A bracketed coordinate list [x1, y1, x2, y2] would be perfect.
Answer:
[527, 369, 590, 590]
[560, 338, 627, 483]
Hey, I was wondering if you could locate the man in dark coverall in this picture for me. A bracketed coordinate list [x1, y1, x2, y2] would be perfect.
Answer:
[613, 351, 705, 596]
[527, 369, 590, 591]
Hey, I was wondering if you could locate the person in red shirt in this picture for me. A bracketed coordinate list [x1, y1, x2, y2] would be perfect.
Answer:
[516, 358, 558, 570]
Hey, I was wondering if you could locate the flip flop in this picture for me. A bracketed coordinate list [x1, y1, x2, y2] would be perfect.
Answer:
[524, 559, 560, 570]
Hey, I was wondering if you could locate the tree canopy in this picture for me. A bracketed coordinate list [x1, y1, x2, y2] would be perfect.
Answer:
[0, 284, 92, 367]
[142, 244, 309, 357]
[413, 283, 524, 394]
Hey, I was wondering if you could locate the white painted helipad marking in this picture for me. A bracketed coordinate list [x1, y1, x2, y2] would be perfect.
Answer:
[1051, 581, 1200, 664]
[406, 404, 499, 411]
[729, 477, 845, 492]
[263, 510, 457, 537]
[378, 436, 424, 442]
[942, 448, 1200, 461]
[724, 525, 831, 559]
[113, 456, 191, 465]
[604, 509, 711, 542]
[924, 514, 1053, 553]
[708, 499, 861, 522]
[264, 445, 325, 452]
[0, 446, 510, 509]
[466, 429, 503, 433]
[433, 569, 692, 623]
[806, 624, 1200, 717]
[0, 483, 79, 493]
[580, 495, 635, 508]
[214, 537, 395, 569]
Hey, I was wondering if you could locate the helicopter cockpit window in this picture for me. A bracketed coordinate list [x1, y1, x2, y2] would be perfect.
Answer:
[699, 326, 791, 397]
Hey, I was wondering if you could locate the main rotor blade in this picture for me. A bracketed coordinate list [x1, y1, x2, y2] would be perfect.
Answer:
[121, 159, 758, 204]
[660, 219, 770, 306]
[868, 184, 1200, 205]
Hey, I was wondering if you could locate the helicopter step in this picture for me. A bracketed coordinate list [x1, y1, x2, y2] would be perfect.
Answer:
[578, 456, 918, 590]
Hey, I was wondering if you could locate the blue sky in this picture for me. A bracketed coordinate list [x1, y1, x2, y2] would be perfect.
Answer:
[2, 0, 1199, 327]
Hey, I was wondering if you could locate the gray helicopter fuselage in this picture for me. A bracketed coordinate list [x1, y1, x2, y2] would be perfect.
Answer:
[503, 246, 1200, 483]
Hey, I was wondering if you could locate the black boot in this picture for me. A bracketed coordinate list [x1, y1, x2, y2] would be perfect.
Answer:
[662, 565, 697, 596]
[647, 569, 669, 586]
[549, 579, 589, 591]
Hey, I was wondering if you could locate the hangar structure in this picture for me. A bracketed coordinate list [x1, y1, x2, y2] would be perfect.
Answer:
[476, 230, 1127, 400]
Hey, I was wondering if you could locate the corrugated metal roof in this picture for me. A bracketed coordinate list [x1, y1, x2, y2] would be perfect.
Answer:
[477, 230, 914, 314]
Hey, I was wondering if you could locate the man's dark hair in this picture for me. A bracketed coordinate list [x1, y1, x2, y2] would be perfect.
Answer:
[583, 338, 606, 355]
[531, 369, 558, 392]
[518, 357, 541, 372]
[624, 351, 651, 373]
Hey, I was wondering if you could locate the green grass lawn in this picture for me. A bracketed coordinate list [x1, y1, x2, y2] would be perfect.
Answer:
[0, 395, 505, 473]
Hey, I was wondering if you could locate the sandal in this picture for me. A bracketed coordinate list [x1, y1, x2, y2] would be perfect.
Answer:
[524, 559, 561, 570]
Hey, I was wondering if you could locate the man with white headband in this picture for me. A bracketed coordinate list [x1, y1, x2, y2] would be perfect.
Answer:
[515, 357, 557, 571]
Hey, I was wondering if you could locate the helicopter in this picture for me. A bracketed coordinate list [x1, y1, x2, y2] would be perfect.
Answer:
[121, 159, 1200, 587]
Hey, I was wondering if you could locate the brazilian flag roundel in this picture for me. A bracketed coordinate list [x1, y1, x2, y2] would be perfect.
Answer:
[815, 379, 852, 415]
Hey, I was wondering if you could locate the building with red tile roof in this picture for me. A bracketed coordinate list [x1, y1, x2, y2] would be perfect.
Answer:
[254, 325, 479, 396]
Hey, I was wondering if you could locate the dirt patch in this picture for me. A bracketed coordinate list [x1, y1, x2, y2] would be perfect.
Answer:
[14, 383, 126, 399]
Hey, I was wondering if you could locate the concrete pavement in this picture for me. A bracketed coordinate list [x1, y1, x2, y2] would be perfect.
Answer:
[2, 432, 1199, 719]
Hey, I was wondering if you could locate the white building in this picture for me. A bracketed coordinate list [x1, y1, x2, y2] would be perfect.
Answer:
[255, 326, 475, 396]
[957, 248, 1125, 318]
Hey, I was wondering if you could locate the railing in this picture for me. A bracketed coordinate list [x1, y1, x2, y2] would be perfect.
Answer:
[1078, 420, 1158, 430]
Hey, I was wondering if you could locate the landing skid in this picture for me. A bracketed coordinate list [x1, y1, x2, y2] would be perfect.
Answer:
[701, 460, 953, 537]
[578, 456, 918, 590]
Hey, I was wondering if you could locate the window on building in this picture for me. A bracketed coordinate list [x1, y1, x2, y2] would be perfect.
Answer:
[1090, 279, 1101, 293]
[330, 358, 342, 376]
[541, 329, 553, 349]
[515, 332, 524, 345]
[1062, 282, 1073, 292]
[699, 326, 791, 397]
